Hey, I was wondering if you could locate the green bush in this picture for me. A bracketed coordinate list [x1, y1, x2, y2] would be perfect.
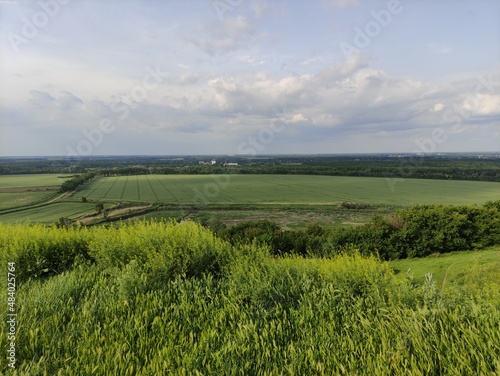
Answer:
[0, 223, 92, 282]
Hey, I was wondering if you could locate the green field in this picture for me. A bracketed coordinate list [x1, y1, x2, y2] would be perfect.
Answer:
[0, 174, 70, 188]
[0, 202, 99, 223]
[0, 191, 56, 211]
[0, 174, 68, 217]
[390, 247, 500, 287]
[1, 173, 499, 225]
[73, 174, 500, 206]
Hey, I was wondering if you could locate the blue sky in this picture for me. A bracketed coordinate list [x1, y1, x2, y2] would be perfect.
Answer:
[0, 0, 499, 156]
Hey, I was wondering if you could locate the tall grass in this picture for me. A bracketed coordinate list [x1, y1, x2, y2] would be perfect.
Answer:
[0, 221, 498, 375]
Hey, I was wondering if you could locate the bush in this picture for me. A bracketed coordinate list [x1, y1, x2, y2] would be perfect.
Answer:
[88, 220, 233, 287]
[0, 223, 93, 283]
[341, 201, 372, 209]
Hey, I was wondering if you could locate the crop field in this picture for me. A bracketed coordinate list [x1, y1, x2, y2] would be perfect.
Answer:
[1, 173, 499, 225]
[73, 174, 500, 206]
[0, 174, 69, 189]
[0, 174, 68, 216]
[0, 191, 55, 211]
[0, 202, 98, 223]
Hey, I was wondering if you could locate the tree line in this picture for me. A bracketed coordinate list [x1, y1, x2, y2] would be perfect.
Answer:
[59, 172, 95, 193]
[204, 201, 500, 260]
[2, 155, 500, 183]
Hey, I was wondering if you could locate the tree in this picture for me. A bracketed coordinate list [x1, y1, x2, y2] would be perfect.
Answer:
[56, 217, 71, 228]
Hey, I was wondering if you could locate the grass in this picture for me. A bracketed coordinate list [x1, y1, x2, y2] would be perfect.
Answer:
[1, 221, 498, 375]
[0, 174, 70, 189]
[73, 174, 500, 206]
[390, 247, 500, 287]
[0, 191, 56, 211]
[0, 174, 70, 216]
[0, 202, 99, 223]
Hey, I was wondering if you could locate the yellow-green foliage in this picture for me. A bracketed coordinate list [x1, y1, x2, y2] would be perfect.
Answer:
[0, 223, 92, 281]
[0, 222, 499, 375]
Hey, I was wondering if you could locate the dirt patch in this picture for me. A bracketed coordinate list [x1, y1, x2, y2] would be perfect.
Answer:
[222, 216, 270, 226]
[108, 205, 152, 217]
[341, 221, 365, 226]
[78, 205, 152, 225]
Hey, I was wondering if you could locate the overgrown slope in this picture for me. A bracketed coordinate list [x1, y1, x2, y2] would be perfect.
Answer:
[1, 221, 499, 375]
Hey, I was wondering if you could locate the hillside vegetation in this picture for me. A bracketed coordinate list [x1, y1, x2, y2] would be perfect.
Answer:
[211, 201, 500, 259]
[1, 221, 499, 375]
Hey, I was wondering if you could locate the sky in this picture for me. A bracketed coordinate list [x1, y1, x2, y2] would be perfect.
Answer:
[0, 0, 499, 156]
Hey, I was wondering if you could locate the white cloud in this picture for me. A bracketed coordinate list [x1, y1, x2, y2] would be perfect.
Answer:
[462, 94, 500, 115]
[1, 0, 499, 155]
[290, 113, 306, 123]
[430, 103, 444, 112]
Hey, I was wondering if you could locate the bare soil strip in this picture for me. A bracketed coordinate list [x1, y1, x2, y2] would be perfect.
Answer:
[77, 205, 153, 225]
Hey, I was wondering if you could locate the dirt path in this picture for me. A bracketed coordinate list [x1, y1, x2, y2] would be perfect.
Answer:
[441, 261, 458, 291]
[46, 191, 72, 204]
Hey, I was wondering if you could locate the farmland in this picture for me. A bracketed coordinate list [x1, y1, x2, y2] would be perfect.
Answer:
[73, 174, 500, 205]
[0, 191, 55, 211]
[0, 202, 103, 224]
[1, 173, 499, 226]
[0, 174, 98, 223]
[0, 174, 71, 189]
[0, 166, 499, 374]
[0, 174, 69, 210]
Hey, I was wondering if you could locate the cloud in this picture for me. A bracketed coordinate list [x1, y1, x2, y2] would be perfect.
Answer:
[322, 0, 358, 8]
[57, 91, 84, 110]
[290, 113, 307, 123]
[187, 16, 257, 56]
[430, 103, 444, 112]
[15, 59, 498, 152]
[174, 72, 201, 85]
[462, 94, 500, 115]
[28, 90, 84, 113]
[252, 0, 268, 16]
[173, 123, 212, 133]
[29, 90, 55, 107]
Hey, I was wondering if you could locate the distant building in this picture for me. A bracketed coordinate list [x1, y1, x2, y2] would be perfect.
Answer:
[199, 159, 217, 165]
[224, 162, 238, 167]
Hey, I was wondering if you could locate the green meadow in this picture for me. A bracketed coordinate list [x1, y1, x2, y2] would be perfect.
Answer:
[390, 247, 500, 287]
[0, 174, 70, 189]
[73, 174, 500, 206]
[1, 173, 499, 225]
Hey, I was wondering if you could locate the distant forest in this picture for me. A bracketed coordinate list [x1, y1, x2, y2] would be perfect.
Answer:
[1, 153, 500, 182]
